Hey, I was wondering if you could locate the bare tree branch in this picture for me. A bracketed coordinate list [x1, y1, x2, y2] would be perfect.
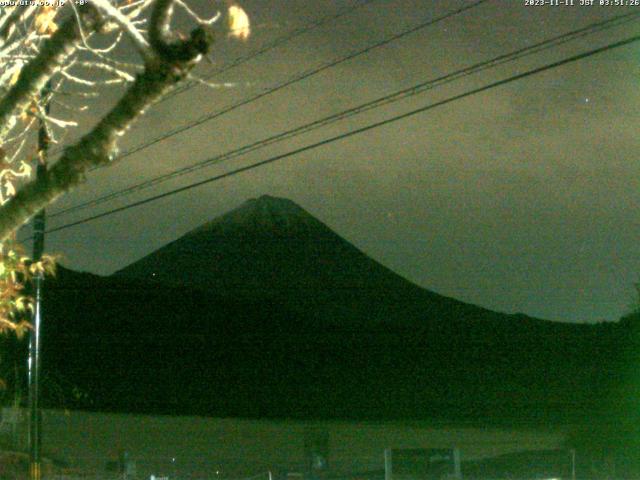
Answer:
[91, 0, 154, 62]
[175, 0, 221, 26]
[0, 6, 103, 142]
[0, 0, 214, 241]
[0, 5, 37, 43]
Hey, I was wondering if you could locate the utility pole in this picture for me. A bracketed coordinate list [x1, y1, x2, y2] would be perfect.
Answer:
[29, 80, 50, 480]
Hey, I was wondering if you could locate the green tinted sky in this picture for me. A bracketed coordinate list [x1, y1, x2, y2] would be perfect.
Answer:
[33, 0, 640, 323]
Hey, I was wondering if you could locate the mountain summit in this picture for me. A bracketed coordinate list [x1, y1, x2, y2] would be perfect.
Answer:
[115, 195, 464, 326]
[36, 196, 622, 420]
[192, 195, 317, 234]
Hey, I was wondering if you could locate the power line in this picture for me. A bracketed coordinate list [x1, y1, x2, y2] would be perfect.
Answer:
[48, 11, 640, 219]
[46, 0, 380, 159]
[159, 0, 379, 103]
[78, 0, 490, 172]
[41, 33, 640, 237]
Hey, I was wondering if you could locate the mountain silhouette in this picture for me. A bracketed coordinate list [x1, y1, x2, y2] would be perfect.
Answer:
[10, 195, 624, 423]
[114, 195, 530, 331]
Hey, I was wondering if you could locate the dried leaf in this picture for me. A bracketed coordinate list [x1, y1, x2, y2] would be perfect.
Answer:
[9, 68, 21, 87]
[13, 320, 32, 339]
[4, 181, 16, 198]
[35, 6, 58, 35]
[14, 296, 30, 312]
[228, 5, 250, 41]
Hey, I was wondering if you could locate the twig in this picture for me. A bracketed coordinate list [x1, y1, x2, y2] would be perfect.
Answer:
[0, 5, 103, 142]
[175, 0, 221, 26]
[91, 0, 154, 62]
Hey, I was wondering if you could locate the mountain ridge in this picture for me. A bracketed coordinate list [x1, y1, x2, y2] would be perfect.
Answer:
[113, 195, 553, 329]
[8, 195, 624, 423]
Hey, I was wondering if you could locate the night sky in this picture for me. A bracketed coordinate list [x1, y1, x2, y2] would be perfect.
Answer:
[23, 0, 640, 323]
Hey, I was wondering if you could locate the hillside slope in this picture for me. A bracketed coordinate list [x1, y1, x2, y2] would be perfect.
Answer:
[16, 196, 622, 423]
